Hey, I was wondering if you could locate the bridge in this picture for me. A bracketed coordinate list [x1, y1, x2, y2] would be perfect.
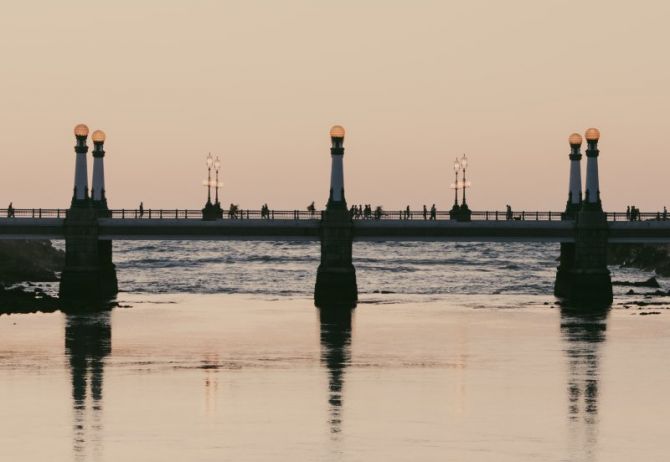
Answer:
[1, 124, 665, 307]
[2, 208, 670, 243]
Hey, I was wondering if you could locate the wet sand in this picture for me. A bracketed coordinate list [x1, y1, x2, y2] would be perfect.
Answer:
[1, 294, 669, 461]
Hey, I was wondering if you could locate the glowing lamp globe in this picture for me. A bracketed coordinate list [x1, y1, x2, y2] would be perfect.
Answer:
[585, 128, 600, 141]
[74, 124, 89, 137]
[329, 125, 345, 138]
[92, 130, 106, 143]
[568, 133, 582, 146]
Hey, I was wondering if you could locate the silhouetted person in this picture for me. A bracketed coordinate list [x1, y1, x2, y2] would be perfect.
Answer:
[423, 205, 427, 220]
[626, 206, 631, 221]
[430, 204, 436, 220]
[7, 202, 14, 218]
[139, 202, 144, 218]
[308, 201, 316, 217]
[664, 207, 668, 221]
[506, 204, 512, 220]
[405, 205, 410, 220]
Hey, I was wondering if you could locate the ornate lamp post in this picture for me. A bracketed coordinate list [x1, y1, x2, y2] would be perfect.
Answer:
[460, 154, 468, 206]
[206, 153, 213, 206]
[458, 154, 471, 221]
[214, 157, 221, 204]
[213, 156, 223, 218]
[449, 157, 461, 219]
[202, 152, 220, 220]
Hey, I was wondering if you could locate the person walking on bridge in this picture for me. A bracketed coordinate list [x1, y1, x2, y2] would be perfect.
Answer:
[663, 206, 668, 221]
[430, 204, 436, 220]
[506, 205, 512, 220]
[7, 202, 14, 218]
[423, 205, 427, 220]
[139, 202, 144, 218]
[307, 201, 316, 218]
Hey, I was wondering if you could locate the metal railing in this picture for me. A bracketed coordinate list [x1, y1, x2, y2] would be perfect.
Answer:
[0, 208, 669, 222]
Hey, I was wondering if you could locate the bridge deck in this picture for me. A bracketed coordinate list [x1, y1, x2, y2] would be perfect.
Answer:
[1, 217, 669, 243]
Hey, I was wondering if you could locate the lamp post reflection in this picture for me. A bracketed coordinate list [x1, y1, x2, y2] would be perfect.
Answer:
[65, 311, 111, 462]
[560, 306, 608, 462]
[319, 308, 353, 436]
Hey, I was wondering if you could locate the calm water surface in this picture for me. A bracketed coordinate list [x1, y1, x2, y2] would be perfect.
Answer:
[1, 242, 669, 461]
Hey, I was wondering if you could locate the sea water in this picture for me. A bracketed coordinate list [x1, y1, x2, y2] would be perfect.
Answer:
[1, 241, 669, 461]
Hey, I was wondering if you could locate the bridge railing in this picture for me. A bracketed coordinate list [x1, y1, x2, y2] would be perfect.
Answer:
[0, 208, 68, 218]
[107, 209, 324, 220]
[364, 210, 565, 221]
[0, 208, 668, 222]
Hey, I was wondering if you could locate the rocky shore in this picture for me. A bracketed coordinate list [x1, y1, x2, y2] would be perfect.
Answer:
[0, 240, 64, 313]
[608, 244, 670, 276]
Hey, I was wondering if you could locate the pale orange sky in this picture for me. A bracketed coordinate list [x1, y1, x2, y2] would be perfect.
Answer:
[1, 1, 668, 211]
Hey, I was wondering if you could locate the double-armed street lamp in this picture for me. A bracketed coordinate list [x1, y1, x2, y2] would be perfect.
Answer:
[449, 154, 471, 221]
[202, 152, 223, 220]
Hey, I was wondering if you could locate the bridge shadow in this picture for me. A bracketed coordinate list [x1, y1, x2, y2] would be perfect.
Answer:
[64, 308, 112, 462]
[319, 307, 353, 436]
[560, 305, 609, 462]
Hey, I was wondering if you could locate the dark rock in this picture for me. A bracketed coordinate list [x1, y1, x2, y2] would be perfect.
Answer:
[613, 277, 661, 288]
[626, 289, 636, 295]
[0, 284, 59, 315]
[608, 244, 670, 276]
[0, 240, 64, 283]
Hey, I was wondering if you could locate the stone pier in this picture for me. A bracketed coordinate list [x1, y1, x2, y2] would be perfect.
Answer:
[314, 125, 358, 308]
[59, 207, 118, 300]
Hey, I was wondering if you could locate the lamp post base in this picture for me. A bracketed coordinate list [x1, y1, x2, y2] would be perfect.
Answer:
[457, 204, 471, 222]
[202, 202, 223, 221]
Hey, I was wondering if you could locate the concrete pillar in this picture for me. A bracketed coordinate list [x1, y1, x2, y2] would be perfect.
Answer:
[59, 207, 117, 300]
[566, 133, 583, 216]
[555, 133, 583, 297]
[91, 130, 107, 207]
[315, 125, 357, 308]
[556, 128, 612, 306]
[60, 127, 118, 301]
[584, 128, 601, 206]
[91, 130, 118, 295]
[72, 124, 90, 205]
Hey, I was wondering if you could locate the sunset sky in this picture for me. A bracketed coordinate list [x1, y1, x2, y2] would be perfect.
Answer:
[1, 1, 668, 211]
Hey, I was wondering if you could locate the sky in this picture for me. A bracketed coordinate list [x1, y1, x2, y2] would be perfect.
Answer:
[0, 0, 669, 211]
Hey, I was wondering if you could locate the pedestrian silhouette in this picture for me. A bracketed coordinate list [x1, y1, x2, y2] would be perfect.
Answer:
[139, 202, 144, 218]
[430, 204, 436, 220]
[423, 205, 427, 220]
[7, 202, 14, 218]
[506, 205, 512, 220]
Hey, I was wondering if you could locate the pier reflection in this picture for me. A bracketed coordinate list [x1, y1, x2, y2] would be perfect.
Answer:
[560, 306, 608, 462]
[65, 310, 112, 462]
[319, 308, 353, 436]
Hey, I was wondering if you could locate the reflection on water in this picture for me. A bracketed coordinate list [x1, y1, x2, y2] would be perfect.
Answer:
[561, 306, 609, 462]
[65, 311, 111, 462]
[319, 308, 353, 436]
